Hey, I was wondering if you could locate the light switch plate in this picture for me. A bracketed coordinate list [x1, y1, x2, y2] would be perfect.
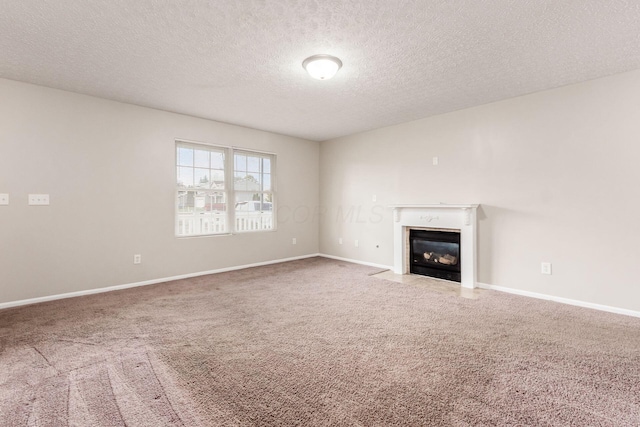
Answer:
[0, 194, 8, 205]
[28, 194, 50, 205]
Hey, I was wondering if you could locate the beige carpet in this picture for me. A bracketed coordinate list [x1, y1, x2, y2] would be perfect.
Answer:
[1, 257, 639, 426]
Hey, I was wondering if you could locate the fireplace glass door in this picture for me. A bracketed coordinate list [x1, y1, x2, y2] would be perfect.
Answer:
[409, 229, 461, 282]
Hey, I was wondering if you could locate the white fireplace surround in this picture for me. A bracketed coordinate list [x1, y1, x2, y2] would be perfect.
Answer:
[391, 204, 479, 289]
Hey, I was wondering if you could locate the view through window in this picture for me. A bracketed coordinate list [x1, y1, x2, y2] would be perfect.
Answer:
[234, 150, 274, 232]
[176, 141, 275, 236]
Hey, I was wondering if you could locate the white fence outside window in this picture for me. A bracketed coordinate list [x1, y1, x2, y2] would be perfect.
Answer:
[176, 212, 273, 235]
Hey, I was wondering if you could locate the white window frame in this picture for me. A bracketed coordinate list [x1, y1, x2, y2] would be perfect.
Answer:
[176, 140, 229, 237]
[175, 139, 276, 237]
[232, 148, 277, 234]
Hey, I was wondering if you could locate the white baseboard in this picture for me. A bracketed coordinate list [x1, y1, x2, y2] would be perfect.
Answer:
[0, 253, 321, 311]
[318, 253, 393, 271]
[477, 282, 640, 318]
[7, 255, 636, 319]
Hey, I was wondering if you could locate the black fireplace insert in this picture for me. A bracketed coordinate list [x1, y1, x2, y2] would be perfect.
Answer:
[409, 229, 461, 282]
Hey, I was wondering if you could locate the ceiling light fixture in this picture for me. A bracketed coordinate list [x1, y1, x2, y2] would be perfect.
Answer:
[302, 54, 343, 80]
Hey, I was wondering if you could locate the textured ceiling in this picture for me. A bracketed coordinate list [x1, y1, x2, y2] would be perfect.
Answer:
[1, 1, 640, 141]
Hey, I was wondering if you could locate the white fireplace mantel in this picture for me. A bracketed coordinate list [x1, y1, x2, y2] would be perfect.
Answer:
[390, 204, 479, 289]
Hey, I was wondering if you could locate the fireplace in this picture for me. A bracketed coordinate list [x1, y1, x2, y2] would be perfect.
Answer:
[409, 229, 461, 282]
[392, 204, 479, 289]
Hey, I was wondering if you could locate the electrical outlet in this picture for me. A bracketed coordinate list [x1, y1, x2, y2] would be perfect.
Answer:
[541, 262, 552, 275]
[0, 194, 8, 205]
[339, 238, 343, 245]
[432, 156, 439, 166]
[372, 194, 377, 202]
[292, 237, 297, 245]
[134, 254, 142, 264]
[355, 240, 359, 248]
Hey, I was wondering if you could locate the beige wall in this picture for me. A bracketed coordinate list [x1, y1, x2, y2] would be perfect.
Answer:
[0, 78, 319, 304]
[320, 69, 640, 312]
[3, 68, 640, 312]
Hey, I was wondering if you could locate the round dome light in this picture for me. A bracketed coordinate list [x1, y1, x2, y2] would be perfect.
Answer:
[302, 54, 343, 80]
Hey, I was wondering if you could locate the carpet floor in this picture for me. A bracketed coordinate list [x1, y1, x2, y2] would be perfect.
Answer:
[1, 257, 639, 426]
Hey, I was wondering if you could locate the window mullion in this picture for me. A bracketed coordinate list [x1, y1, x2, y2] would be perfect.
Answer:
[227, 147, 236, 233]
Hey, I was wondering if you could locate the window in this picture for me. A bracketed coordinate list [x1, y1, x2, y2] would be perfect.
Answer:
[234, 150, 274, 232]
[176, 142, 227, 236]
[176, 141, 275, 236]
